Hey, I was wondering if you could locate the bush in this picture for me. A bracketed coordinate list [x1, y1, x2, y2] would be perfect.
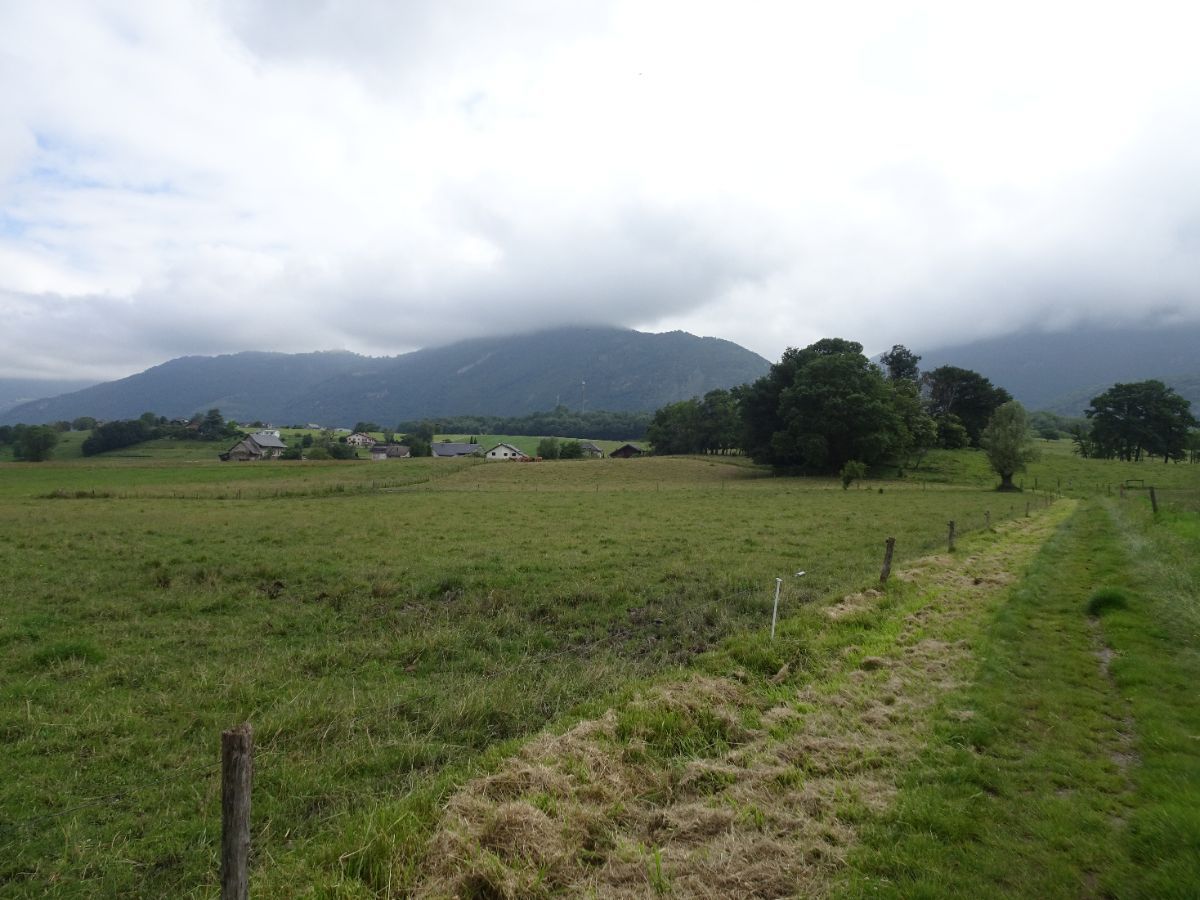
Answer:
[1087, 587, 1129, 617]
[840, 460, 868, 490]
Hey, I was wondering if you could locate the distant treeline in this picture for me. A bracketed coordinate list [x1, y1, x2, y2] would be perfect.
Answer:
[648, 340, 1012, 471]
[395, 408, 651, 441]
[646, 339, 1200, 472]
[82, 409, 240, 456]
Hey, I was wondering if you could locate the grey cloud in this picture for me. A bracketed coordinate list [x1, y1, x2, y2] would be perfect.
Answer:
[4, 2, 1200, 379]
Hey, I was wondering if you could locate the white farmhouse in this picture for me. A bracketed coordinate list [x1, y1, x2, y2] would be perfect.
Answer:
[484, 442, 531, 461]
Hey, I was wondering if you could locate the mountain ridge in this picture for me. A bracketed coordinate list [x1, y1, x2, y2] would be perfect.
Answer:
[0, 327, 771, 426]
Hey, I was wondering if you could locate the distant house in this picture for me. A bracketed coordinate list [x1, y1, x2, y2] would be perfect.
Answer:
[578, 441, 604, 458]
[609, 443, 645, 459]
[221, 431, 288, 461]
[346, 432, 377, 448]
[431, 442, 483, 458]
[370, 443, 411, 461]
[484, 442, 531, 461]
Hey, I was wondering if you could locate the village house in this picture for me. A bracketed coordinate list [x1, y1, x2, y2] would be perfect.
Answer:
[484, 442, 531, 461]
[609, 443, 645, 459]
[431, 442, 483, 458]
[370, 443, 411, 461]
[221, 431, 288, 461]
[578, 441, 604, 458]
[346, 432, 377, 448]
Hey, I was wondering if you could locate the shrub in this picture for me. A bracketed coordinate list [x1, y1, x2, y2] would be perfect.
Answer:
[1087, 587, 1129, 617]
[840, 460, 868, 490]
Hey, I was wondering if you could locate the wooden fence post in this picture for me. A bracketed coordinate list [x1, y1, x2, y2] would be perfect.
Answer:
[947, 520, 956, 552]
[1150, 487, 1159, 515]
[985, 510, 991, 530]
[879, 537, 896, 585]
[221, 723, 253, 900]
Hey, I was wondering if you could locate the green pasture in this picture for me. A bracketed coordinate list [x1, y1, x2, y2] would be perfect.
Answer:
[1, 443, 1198, 896]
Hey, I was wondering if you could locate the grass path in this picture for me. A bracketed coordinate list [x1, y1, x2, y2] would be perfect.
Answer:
[844, 499, 1140, 897]
[407, 503, 1076, 897]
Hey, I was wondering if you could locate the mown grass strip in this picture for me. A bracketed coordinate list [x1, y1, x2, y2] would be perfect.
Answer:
[842, 501, 1143, 897]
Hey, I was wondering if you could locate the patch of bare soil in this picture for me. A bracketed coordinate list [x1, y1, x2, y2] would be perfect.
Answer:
[411, 506, 1074, 899]
[1086, 618, 1141, 775]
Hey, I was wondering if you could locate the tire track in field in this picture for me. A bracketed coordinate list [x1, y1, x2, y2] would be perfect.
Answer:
[409, 503, 1075, 899]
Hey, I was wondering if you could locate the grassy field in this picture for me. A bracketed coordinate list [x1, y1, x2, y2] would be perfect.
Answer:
[1, 442, 1198, 896]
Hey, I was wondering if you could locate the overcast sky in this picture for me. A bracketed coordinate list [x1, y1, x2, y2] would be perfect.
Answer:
[3, 1, 1200, 381]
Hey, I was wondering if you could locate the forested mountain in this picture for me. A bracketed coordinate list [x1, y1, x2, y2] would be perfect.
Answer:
[0, 378, 98, 415]
[0, 327, 770, 425]
[0, 351, 373, 425]
[917, 323, 1200, 414]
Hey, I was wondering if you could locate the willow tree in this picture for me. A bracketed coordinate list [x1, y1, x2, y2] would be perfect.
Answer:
[980, 401, 1037, 491]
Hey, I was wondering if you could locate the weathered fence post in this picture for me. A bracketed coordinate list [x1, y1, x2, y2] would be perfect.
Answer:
[1150, 487, 1159, 515]
[221, 723, 253, 900]
[1025, 501, 1030, 517]
[947, 520, 956, 552]
[1120, 484, 1125, 499]
[985, 510, 991, 530]
[879, 537, 896, 585]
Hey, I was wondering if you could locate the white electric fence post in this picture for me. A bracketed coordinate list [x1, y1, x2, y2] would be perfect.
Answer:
[771, 577, 782, 639]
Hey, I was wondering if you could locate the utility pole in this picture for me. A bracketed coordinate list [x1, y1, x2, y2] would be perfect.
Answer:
[580, 380, 586, 414]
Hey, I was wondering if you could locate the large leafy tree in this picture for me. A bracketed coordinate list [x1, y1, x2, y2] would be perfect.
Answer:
[1086, 380, 1196, 462]
[880, 344, 921, 382]
[981, 401, 1038, 490]
[923, 365, 1012, 446]
[742, 338, 902, 470]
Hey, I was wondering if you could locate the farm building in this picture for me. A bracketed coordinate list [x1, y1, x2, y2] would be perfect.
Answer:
[431, 442, 483, 458]
[609, 443, 645, 459]
[346, 432, 377, 448]
[370, 444, 411, 461]
[578, 441, 604, 458]
[221, 432, 288, 461]
[484, 442, 531, 461]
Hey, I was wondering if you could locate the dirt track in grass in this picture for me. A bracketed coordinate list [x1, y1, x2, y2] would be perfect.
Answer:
[410, 503, 1075, 898]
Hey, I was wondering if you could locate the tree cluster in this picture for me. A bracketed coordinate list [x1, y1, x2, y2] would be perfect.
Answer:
[645, 389, 740, 455]
[0, 424, 61, 461]
[535, 437, 585, 460]
[646, 339, 1012, 476]
[1084, 380, 1197, 462]
[921, 365, 1012, 447]
[78, 409, 241, 456]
